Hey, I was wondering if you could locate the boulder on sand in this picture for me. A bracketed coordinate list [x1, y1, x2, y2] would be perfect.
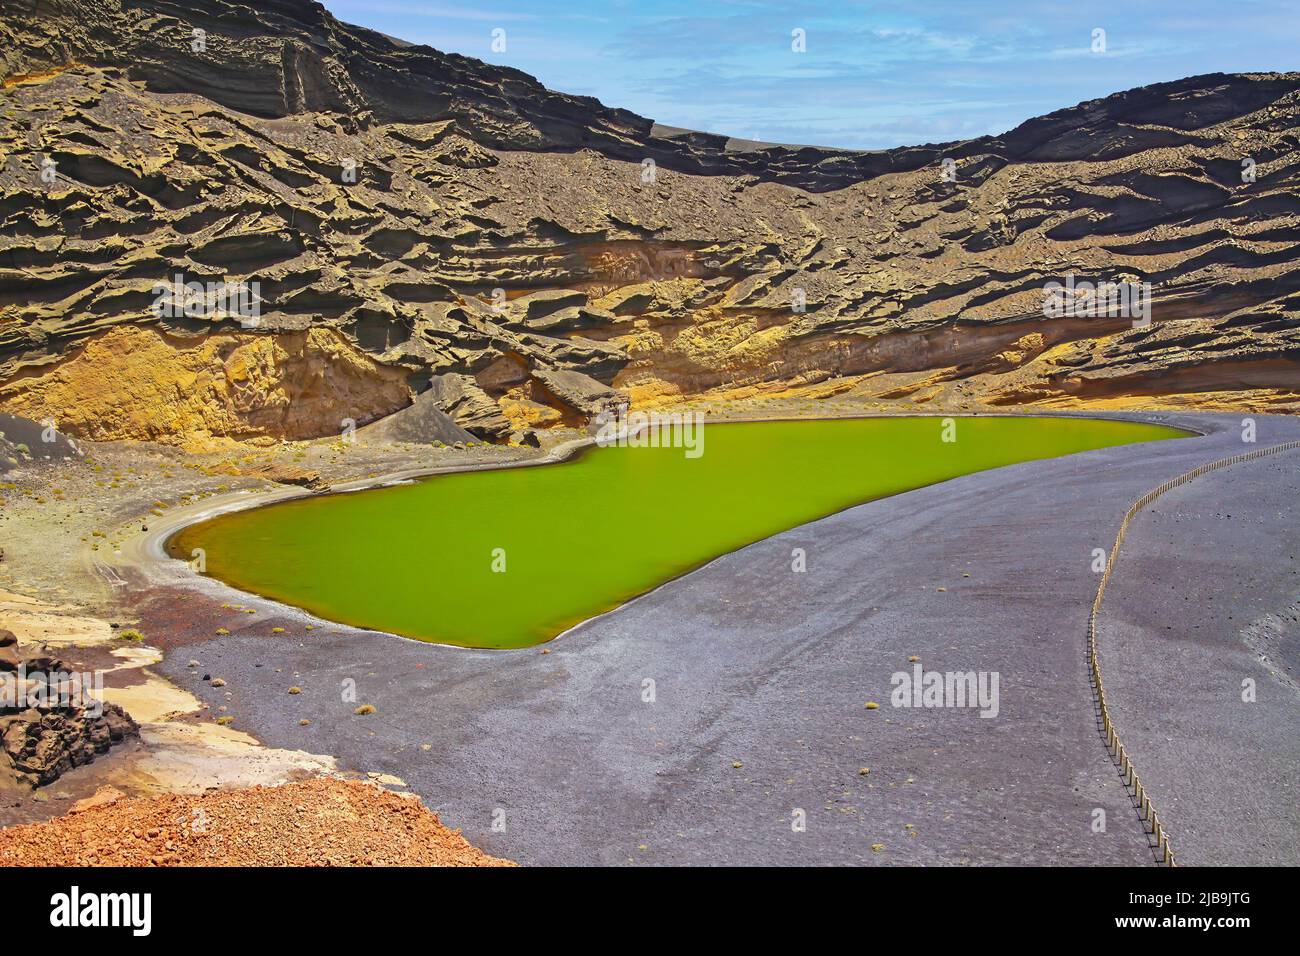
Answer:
[531, 369, 628, 417]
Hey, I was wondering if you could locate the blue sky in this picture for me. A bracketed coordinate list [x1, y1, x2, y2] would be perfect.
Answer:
[324, 0, 1300, 149]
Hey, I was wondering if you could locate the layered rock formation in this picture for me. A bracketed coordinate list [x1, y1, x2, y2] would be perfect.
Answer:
[2, 0, 1298, 447]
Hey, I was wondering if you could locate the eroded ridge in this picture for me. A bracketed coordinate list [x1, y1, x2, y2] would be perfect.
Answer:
[1, 2, 1299, 449]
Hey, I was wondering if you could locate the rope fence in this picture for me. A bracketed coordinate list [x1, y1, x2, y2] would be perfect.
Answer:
[1088, 437, 1300, 867]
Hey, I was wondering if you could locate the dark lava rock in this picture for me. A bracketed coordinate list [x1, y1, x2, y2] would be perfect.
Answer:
[0, 629, 139, 788]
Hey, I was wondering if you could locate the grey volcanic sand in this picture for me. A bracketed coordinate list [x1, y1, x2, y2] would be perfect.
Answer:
[1102, 438, 1300, 865]
[0, 412, 82, 472]
[146, 412, 1300, 866]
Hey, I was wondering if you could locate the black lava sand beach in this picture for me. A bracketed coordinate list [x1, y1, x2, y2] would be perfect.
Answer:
[132, 411, 1300, 866]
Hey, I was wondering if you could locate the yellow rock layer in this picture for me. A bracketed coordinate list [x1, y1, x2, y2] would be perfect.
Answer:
[0, 325, 411, 450]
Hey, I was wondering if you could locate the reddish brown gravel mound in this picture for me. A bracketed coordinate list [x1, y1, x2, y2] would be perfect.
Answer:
[0, 778, 514, 867]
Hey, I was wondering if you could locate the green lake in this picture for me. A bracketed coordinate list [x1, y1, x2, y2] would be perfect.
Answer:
[169, 416, 1185, 648]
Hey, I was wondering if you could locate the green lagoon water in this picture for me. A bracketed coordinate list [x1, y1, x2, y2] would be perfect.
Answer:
[171, 416, 1184, 648]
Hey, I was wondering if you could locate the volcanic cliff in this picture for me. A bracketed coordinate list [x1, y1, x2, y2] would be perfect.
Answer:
[2, 0, 1299, 447]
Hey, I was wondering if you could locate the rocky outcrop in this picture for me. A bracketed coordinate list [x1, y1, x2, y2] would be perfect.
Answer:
[531, 369, 625, 417]
[0, 629, 138, 788]
[235, 462, 328, 489]
[1, 0, 1298, 441]
[425, 374, 512, 440]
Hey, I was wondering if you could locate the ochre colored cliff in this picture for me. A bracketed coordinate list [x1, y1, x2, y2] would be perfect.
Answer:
[0, 326, 409, 448]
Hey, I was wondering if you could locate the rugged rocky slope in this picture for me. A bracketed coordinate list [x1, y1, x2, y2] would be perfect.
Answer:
[1, 628, 137, 788]
[1, 0, 1298, 447]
